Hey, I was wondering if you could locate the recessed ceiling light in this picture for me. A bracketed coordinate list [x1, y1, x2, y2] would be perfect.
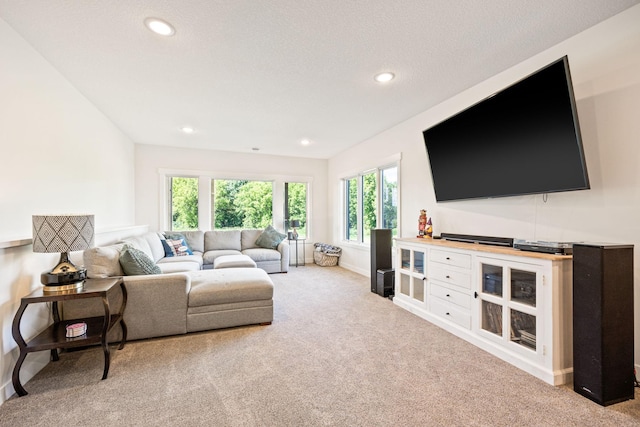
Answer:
[252, 147, 260, 151]
[181, 126, 194, 134]
[300, 139, 311, 146]
[374, 72, 395, 83]
[144, 17, 176, 36]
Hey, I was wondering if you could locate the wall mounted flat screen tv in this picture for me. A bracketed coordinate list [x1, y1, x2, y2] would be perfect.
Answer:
[423, 56, 589, 202]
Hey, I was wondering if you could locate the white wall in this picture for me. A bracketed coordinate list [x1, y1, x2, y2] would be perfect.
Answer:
[0, 18, 136, 403]
[328, 6, 640, 363]
[134, 144, 329, 259]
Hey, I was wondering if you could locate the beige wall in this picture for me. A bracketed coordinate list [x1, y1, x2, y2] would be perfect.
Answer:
[2, 4, 640, 403]
[328, 6, 640, 365]
[0, 18, 136, 402]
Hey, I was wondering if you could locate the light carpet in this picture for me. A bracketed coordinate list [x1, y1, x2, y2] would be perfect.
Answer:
[1, 265, 639, 426]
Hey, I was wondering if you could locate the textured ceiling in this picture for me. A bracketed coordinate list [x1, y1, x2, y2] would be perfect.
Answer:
[1, 1, 638, 159]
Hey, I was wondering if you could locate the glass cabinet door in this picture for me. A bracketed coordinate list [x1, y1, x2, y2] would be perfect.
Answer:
[481, 300, 503, 336]
[477, 259, 540, 352]
[396, 245, 426, 304]
[480, 263, 503, 336]
[414, 251, 425, 275]
[482, 264, 503, 297]
[413, 277, 425, 302]
[400, 273, 410, 296]
[509, 269, 537, 349]
[401, 249, 411, 270]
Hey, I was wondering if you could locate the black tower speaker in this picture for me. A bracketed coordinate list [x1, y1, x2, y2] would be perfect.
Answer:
[370, 229, 393, 295]
[572, 243, 634, 406]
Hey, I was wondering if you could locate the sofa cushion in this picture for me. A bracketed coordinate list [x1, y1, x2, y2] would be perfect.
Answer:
[156, 260, 202, 274]
[119, 245, 162, 276]
[242, 248, 282, 262]
[171, 230, 205, 253]
[121, 235, 154, 259]
[213, 254, 257, 269]
[205, 230, 241, 251]
[83, 243, 125, 278]
[241, 229, 262, 250]
[254, 226, 286, 249]
[188, 269, 274, 307]
[146, 232, 167, 262]
[157, 253, 203, 268]
[203, 249, 242, 266]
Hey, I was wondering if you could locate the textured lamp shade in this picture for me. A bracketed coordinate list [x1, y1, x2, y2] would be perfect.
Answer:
[32, 214, 94, 292]
[32, 214, 95, 253]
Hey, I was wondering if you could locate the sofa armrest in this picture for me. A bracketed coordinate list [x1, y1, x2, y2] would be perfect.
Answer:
[277, 240, 290, 272]
[62, 273, 191, 341]
[121, 273, 191, 339]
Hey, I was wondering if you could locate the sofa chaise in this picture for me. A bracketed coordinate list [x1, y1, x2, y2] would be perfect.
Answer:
[62, 228, 288, 341]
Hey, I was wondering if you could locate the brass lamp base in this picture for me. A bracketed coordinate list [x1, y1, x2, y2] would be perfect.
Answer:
[41, 252, 87, 293]
[43, 280, 85, 293]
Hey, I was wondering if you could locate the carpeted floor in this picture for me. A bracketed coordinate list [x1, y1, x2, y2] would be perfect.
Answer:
[1, 265, 639, 426]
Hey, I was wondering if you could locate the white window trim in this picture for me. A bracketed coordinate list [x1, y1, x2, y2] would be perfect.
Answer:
[159, 168, 313, 237]
[340, 154, 401, 247]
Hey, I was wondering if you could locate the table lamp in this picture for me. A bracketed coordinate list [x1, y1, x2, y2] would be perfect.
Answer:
[32, 214, 94, 292]
[290, 220, 300, 239]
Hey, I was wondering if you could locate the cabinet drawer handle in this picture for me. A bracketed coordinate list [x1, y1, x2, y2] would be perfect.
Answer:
[446, 312, 450, 316]
[446, 275, 451, 279]
[446, 257, 451, 260]
[446, 294, 451, 297]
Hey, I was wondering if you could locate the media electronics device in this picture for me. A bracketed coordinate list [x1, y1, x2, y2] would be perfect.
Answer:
[513, 239, 574, 255]
[423, 56, 590, 202]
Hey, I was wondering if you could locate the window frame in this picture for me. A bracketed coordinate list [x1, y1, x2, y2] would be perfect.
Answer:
[159, 169, 313, 237]
[284, 181, 309, 239]
[341, 157, 400, 245]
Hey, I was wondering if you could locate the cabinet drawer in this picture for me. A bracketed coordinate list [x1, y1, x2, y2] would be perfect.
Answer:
[430, 266, 471, 290]
[431, 283, 471, 310]
[430, 250, 471, 269]
[431, 298, 471, 330]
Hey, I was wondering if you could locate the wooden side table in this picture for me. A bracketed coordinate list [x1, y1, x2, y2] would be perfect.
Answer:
[12, 277, 127, 396]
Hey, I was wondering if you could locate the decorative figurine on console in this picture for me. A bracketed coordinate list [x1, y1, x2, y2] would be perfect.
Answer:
[417, 209, 427, 238]
[417, 209, 433, 238]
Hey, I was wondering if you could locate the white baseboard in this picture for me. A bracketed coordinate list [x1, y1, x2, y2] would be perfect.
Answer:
[335, 260, 368, 277]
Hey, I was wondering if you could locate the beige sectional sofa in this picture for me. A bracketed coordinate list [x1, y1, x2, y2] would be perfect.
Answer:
[122, 229, 289, 274]
[62, 229, 287, 341]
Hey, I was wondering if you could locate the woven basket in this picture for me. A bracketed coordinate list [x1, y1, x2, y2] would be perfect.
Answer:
[313, 251, 340, 267]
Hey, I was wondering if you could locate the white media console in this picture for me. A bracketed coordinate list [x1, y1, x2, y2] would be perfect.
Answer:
[394, 237, 573, 385]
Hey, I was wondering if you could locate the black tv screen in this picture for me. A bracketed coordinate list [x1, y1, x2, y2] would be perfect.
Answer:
[423, 56, 589, 202]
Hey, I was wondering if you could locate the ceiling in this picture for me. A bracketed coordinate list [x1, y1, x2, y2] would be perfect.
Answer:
[1, 1, 638, 159]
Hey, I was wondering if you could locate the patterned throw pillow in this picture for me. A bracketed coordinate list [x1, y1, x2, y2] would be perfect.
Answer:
[119, 245, 161, 275]
[163, 232, 193, 250]
[255, 225, 287, 249]
[161, 238, 193, 257]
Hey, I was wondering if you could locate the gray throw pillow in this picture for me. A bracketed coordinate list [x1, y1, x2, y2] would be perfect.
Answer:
[119, 244, 161, 276]
[255, 225, 286, 249]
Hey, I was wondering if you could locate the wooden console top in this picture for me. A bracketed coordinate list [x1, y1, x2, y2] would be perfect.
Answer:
[395, 237, 573, 261]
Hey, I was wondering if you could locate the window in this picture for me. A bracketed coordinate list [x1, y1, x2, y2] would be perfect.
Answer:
[362, 171, 377, 243]
[345, 177, 358, 241]
[343, 164, 398, 243]
[170, 177, 199, 230]
[284, 182, 308, 239]
[381, 166, 398, 237]
[164, 171, 311, 236]
[212, 179, 273, 229]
